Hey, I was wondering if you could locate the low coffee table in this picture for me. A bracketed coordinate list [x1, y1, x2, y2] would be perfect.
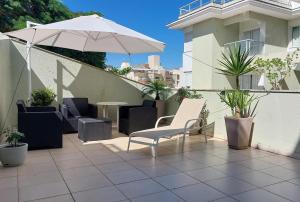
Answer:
[78, 118, 112, 142]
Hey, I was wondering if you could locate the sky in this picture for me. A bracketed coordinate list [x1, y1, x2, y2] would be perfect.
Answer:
[62, 0, 192, 69]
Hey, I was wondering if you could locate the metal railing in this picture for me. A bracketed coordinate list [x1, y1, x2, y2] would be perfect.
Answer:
[224, 39, 264, 56]
[179, 0, 291, 16]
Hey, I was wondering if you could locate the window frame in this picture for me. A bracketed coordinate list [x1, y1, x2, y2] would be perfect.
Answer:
[292, 26, 300, 48]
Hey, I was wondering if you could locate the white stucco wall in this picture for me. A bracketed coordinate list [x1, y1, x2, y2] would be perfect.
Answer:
[166, 90, 300, 159]
[188, 12, 300, 90]
[0, 35, 148, 130]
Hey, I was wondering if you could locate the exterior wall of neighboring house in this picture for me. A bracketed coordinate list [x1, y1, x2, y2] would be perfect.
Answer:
[191, 18, 239, 89]
[170, 0, 300, 90]
[0, 34, 148, 129]
[181, 11, 300, 90]
[180, 28, 193, 88]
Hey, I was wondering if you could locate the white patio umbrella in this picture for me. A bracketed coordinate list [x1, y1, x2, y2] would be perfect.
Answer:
[5, 14, 165, 98]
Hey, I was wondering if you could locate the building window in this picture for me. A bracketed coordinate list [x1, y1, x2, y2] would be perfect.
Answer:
[243, 29, 260, 41]
[292, 26, 300, 48]
[240, 74, 264, 90]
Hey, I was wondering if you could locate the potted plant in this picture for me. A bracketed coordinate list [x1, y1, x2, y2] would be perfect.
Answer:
[219, 90, 258, 149]
[142, 79, 170, 119]
[31, 87, 56, 107]
[0, 128, 27, 167]
[217, 45, 258, 149]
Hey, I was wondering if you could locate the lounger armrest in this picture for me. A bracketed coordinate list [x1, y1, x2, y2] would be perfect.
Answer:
[184, 118, 204, 132]
[155, 115, 175, 128]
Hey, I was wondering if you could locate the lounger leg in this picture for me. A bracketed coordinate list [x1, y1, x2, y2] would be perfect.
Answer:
[182, 132, 186, 153]
[151, 138, 159, 158]
[127, 136, 132, 152]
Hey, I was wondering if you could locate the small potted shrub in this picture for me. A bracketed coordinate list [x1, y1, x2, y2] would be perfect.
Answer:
[0, 128, 27, 167]
[142, 79, 170, 119]
[31, 88, 56, 107]
[219, 90, 258, 149]
[216, 45, 259, 150]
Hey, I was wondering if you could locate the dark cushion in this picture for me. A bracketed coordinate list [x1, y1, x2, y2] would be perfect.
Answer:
[142, 100, 156, 107]
[17, 100, 27, 112]
[63, 98, 89, 117]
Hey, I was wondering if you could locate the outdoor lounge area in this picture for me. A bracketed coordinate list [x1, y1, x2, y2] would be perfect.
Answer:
[1, 129, 300, 202]
[3, 1, 300, 202]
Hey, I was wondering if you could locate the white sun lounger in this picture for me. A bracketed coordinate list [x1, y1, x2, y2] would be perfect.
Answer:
[127, 99, 207, 157]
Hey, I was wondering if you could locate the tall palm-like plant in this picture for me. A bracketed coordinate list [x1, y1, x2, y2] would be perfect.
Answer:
[142, 79, 169, 100]
[217, 45, 256, 89]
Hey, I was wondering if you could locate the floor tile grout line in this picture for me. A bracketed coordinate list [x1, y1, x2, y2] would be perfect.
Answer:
[17, 162, 20, 202]
[77, 140, 132, 202]
[16, 133, 300, 202]
[181, 172, 259, 201]
[260, 182, 300, 202]
[49, 140, 77, 202]
[23, 193, 73, 202]
[19, 148, 73, 201]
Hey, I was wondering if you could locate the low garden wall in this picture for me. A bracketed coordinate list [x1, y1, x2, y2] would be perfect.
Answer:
[166, 90, 300, 159]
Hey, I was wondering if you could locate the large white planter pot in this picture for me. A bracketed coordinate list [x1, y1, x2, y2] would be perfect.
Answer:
[0, 143, 28, 167]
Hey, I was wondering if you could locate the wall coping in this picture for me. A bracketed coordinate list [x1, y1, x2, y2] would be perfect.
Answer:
[174, 89, 300, 94]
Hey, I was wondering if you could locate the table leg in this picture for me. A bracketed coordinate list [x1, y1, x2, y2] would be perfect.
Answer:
[102, 105, 107, 118]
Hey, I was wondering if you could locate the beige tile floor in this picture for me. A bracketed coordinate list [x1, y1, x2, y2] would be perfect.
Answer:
[1, 130, 300, 202]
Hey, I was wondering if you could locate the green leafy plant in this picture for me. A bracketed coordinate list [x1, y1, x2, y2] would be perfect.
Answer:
[219, 90, 259, 118]
[217, 45, 256, 89]
[142, 79, 169, 100]
[176, 87, 203, 104]
[200, 103, 210, 129]
[4, 128, 25, 147]
[252, 49, 299, 90]
[107, 66, 132, 76]
[1, 1, 106, 69]
[31, 88, 56, 106]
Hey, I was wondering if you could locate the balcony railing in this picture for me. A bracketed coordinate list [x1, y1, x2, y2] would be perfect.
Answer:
[224, 39, 264, 56]
[179, 0, 291, 16]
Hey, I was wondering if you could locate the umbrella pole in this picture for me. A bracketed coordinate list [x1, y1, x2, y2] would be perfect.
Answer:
[26, 42, 32, 101]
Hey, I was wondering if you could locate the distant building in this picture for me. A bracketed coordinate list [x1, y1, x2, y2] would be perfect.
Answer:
[123, 55, 181, 88]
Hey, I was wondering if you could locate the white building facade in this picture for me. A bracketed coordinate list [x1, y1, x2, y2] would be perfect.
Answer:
[168, 0, 300, 90]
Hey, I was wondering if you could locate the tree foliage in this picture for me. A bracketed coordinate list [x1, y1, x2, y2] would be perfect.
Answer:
[217, 46, 259, 118]
[106, 66, 132, 76]
[175, 87, 203, 104]
[142, 79, 170, 100]
[0, 0, 106, 68]
[252, 50, 299, 90]
[217, 46, 256, 89]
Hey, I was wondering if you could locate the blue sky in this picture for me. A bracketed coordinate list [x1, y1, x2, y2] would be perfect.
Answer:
[62, 0, 192, 69]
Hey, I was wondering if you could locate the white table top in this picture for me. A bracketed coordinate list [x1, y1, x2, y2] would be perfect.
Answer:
[96, 102, 128, 106]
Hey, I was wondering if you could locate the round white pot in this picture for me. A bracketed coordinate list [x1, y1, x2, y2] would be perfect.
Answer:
[0, 143, 28, 167]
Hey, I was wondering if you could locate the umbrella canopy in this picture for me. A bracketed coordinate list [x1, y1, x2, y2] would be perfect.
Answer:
[5, 14, 165, 54]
